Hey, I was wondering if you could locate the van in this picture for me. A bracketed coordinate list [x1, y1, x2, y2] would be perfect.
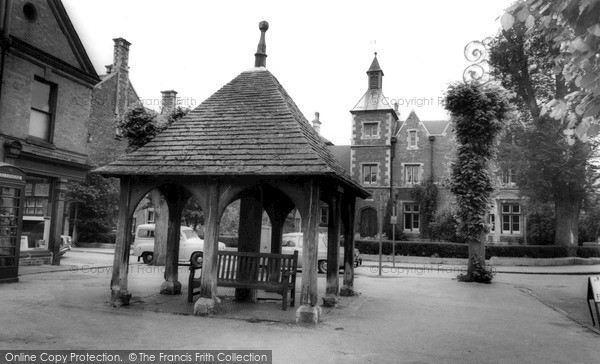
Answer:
[260, 232, 344, 273]
[133, 224, 226, 264]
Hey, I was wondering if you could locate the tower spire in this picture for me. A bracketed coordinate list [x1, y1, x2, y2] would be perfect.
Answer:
[367, 52, 383, 90]
[254, 21, 269, 67]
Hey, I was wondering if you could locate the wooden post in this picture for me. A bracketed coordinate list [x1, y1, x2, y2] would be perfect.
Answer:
[199, 182, 220, 300]
[340, 196, 356, 296]
[110, 178, 133, 307]
[236, 189, 263, 301]
[296, 180, 322, 324]
[160, 190, 183, 295]
[150, 189, 169, 266]
[326, 193, 341, 296]
[300, 181, 320, 307]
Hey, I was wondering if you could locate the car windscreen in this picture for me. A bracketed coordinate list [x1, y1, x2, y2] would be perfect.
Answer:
[182, 229, 199, 240]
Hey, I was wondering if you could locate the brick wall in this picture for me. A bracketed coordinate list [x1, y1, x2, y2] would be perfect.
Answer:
[0, 53, 92, 158]
[9, 0, 80, 68]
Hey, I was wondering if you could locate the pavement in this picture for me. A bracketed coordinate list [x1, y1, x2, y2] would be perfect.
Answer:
[1, 248, 599, 363]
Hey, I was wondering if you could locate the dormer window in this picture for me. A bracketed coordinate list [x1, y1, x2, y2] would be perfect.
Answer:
[363, 122, 379, 139]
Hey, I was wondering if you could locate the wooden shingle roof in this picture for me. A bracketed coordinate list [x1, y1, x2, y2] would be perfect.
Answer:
[95, 67, 368, 197]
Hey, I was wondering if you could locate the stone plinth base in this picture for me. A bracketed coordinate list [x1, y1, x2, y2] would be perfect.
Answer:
[322, 295, 339, 307]
[340, 286, 356, 297]
[160, 281, 182, 295]
[111, 289, 131, 307]
[194, 297, 221, 316]
[296, 305, 322, 324]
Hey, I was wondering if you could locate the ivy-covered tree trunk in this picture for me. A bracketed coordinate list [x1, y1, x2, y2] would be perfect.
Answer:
[445, 82, 510, 283]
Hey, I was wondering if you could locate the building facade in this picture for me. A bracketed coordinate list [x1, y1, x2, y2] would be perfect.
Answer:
[347, 55, 526, 243]
[0, 0, 100, 269]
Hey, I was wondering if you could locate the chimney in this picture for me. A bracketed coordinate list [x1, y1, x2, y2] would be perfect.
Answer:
[161, 90, 178, 114]
[312, 112, 321, 135]
[112, 37, 131, 71]
[254, 21, 269, 68]
[111, 37, 131, 118]
[105, 64, 113, 74]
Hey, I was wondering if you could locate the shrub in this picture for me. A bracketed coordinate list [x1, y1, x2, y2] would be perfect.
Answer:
[354, 240, 600, 259]
[428, 210, 460, 243]
[459, 255, 494, 283]
[526, 207, 556, 245]
[579, 212, 600, 244]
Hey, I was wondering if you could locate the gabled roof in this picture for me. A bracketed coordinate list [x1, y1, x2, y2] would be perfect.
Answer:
[50, 0, 98, 77]
[398, 111, 450, 136]
[95, 68, 368, 197]
[422, 119, 451, 136]
[328, 145, 351, 173]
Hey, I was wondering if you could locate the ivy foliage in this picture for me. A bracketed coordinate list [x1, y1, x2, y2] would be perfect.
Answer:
[411, 179, 438, 238]
[445, 82, 511, 242]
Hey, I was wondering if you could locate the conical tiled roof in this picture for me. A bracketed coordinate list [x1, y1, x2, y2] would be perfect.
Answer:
[95, 67, 368, 197]
[367, 54, 383, 74]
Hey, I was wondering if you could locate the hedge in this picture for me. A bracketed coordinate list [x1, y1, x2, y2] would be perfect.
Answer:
[355, 240, 600, 259]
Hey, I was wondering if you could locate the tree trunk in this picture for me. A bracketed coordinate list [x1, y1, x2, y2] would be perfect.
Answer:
[150, 189, 168, 266]
[466, 233, 486, 279]
[554, 188, 583, 255]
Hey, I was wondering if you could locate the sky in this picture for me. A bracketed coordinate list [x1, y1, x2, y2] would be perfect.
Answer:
[62, 0, 516, 146]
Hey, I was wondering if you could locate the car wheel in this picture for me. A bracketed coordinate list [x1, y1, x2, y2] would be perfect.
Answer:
[142, 252, 154, 264]
[318, 260, 327, 274]
[190, 251, 203, 268]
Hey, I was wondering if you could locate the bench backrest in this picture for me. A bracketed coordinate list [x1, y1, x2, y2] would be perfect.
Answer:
[216, 250, 298, 284]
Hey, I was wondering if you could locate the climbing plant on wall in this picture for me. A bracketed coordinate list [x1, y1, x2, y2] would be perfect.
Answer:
[411, 178, 438, 239]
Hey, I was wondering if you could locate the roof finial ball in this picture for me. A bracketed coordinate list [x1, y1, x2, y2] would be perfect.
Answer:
[255, 20, 269, 68]
[259, 20, 269, 32]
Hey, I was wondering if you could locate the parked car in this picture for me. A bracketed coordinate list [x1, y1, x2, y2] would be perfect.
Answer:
[261, 232, 346, 274]
[59, 235, 72, 256]
[354, 248, 362, 267]
[132, 224, 226, 264]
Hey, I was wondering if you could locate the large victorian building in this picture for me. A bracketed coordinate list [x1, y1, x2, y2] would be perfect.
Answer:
[346, 54, 526, 243]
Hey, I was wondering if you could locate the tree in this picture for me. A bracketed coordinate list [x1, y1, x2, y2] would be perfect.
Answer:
[118, 106, 191, 265]
[501, 0, 600, 140]
[66, 173, 119, 243]
[445, 82, 511, 282]
[489, 19, 596, 249]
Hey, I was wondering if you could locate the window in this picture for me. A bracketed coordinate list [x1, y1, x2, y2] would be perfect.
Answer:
[24, 179, 51, 216]
[363, 122, 379, 139]
[23, 3, 38, 22]
[502, 168, 517, 185]
[320, 206, 329, 225]
[404, 164, 420, 185]
[362, 164, 378, 185]
[29, 78, 56, 142]
[408, 130, 418, 148]
[403, 204, 420, 232]
[147, 209, 155, 223]
[501, 203, 521, 234]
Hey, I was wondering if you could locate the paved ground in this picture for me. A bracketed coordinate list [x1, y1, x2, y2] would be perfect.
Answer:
[1, 249, 599, 363]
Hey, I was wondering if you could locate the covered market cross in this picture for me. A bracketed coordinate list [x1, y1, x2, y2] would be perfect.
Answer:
[94, 21, 369, 324]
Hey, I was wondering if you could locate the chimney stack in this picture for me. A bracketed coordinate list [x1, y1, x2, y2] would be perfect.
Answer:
[161, 90, 178, 114]
[111, 37, 131, 118]
[113, 37, 131, 72]
[312, 112, 321, 135]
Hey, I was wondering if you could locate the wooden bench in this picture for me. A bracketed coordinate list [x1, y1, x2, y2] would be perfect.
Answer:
[188, 250, 298, 310]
